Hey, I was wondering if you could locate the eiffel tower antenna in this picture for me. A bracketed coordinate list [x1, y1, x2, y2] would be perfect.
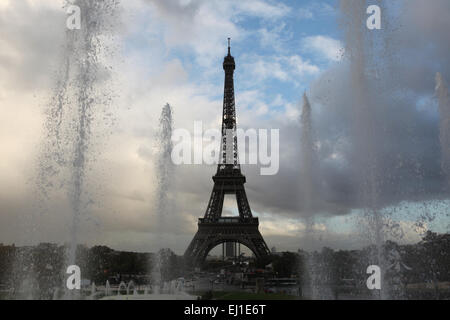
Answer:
[184, 40, 271, 267]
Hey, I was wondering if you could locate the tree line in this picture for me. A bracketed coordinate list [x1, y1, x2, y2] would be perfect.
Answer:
[0, 231, 448, 299]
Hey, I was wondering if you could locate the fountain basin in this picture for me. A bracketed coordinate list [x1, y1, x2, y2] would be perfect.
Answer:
[101, 292, 198, 300]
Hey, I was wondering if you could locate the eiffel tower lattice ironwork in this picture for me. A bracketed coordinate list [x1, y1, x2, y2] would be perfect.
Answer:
[184, 39, 271, 266]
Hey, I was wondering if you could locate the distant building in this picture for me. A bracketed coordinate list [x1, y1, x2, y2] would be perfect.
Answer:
[226, 242, 235, 257]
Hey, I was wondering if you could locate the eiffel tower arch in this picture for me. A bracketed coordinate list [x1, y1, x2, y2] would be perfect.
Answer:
[184, 39, 271, 266]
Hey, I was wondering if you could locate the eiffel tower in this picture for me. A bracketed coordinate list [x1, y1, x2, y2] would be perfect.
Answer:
[184, 39, 271, 266]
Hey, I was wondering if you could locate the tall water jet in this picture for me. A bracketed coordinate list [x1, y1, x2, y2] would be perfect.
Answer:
[27, 0, 119, 299]
[300, 93, 317, 212]
[339, 0, 388, 299]
[117, 282, 127, 296]
[299, 93, 332, 299]
[105, 280, 111, 296]
[436, 73, 450, 186]
[151, 103, 174, 290]
[64, 0, 119, 269]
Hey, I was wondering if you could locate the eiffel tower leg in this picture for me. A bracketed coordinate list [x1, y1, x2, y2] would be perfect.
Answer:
[250, 230, 271, 258]
[184, 228, 208, 265]
[204, 185, 225, 221]
[236, 189, 252, 219]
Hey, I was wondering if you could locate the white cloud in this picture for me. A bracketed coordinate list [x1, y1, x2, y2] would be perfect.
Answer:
[297, 2, 335, 20]
[248, 59, 289, 82]
[302, 35, 344, 62]
[259, 215, 327, 238]
[284, 102, 300, 121]
[233, 0, 290, 19]
[271, 94, 285, 107]
[144, 0, 291, 68]
[242, 54, 319, 84]
[287, 55, 320, 75]
[258, 23, 292, 52]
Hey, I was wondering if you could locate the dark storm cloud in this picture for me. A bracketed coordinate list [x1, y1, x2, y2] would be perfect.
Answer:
[191, 0, 450, 219]
[396, 0, 450, 94]
[304, 0, 450, 215]
[312, 64, 444, 206]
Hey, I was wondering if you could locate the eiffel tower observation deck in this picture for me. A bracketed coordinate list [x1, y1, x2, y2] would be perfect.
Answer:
[184, 39, 271, 266]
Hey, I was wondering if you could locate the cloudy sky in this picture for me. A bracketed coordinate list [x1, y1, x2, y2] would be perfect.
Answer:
[0, 0, 449, 255]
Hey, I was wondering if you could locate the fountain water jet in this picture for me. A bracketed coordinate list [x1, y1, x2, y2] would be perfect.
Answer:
[300, 93, 317, 211]
[126, 280, 135, 295]
[298, 93, 333, 299]
[64, 0, 119, 269]
[105, 280, 111, 296]
[90, 282, 96, 299]
[26, 0, 119, 300]
[339, 0, 389, 299]
[117, 282, 127, 296]
[150, 104, 174, 289]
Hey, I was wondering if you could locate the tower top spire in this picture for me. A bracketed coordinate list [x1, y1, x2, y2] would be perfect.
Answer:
[223, 37, 235, 70]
